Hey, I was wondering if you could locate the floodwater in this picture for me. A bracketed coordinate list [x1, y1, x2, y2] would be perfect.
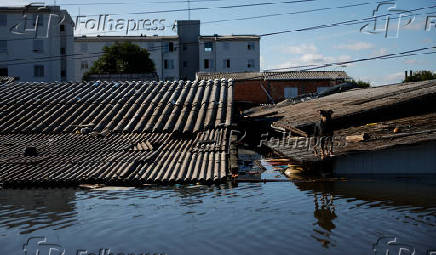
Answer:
[1, 176, 435, 255]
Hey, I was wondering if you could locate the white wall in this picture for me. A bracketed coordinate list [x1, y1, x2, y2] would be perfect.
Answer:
[0, 9, 74, 82]
[73, 39, 179, 81]
[198, 39, 260, 73]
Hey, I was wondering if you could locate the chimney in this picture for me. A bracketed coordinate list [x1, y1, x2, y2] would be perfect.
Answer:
[405, 71, 408, 80]
[409, 70, 413, 77]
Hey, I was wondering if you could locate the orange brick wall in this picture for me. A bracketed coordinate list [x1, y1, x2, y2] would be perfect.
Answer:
[233, 80, 269, 104]
[233, 79, 344, 104]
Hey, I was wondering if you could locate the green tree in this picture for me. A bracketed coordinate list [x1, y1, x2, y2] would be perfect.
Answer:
[83, 42, 155, 80]
[350, 79, 371, 88]
[404, 70, 436, 82]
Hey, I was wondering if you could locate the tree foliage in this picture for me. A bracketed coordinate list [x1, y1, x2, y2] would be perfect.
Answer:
[350, 79, 371, 88]
[83, 42, 155, 80]
[404, 70, 436, 82]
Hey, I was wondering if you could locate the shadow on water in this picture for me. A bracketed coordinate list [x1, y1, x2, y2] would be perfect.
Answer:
[0, 175, 435, 254]
[0, 188, 77, 234]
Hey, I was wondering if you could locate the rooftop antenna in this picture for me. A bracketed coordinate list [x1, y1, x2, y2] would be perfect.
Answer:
[188, 0, 191, 20]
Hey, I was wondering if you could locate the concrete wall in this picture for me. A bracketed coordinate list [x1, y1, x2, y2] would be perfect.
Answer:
[177, 20, 200, 81]
[0, 8, 74, 82]
[199, 40, 260, 73]
[73, 38, 179, 81]
[333, 141, 436, 175]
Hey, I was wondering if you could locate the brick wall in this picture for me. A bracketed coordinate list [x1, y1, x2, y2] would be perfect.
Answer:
[233, 80, 269, 104]
[233, 79, 344, 104]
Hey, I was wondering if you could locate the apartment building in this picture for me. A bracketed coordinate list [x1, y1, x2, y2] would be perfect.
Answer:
[198, 35, 260, 73]
[73, 20, 261, 81]
[0, 4, 74, 82]
[74, 36, 179, 81]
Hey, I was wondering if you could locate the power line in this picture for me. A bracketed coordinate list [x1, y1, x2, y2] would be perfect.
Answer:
[2, 5, 434, 65]
[75, 0, 320, 16]
[261, 46, 435, 74]
[1, 0, 409, 43]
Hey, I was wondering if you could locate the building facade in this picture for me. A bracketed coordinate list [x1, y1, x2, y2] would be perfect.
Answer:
[74, 36, 179, 82]
[73, 21, 261, 81]
[198, 35, 260, 74]
[0, 4, 75, 82]
[197, 71, 349, 105]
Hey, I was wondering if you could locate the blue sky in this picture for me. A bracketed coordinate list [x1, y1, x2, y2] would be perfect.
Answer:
[5, 0, 436, 85]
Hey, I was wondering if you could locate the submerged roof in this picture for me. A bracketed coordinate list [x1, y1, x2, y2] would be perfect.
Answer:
[0, 80, 234, 186]
[248, 79, 436, 163]
[196, 71, 349, 81]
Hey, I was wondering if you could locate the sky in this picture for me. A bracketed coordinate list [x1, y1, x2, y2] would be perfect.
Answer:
[3, 0, 435, 85]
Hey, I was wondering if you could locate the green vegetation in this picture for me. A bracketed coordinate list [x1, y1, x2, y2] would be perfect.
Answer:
[83, 42, 155, 81]
[404, 70, 436, 82]
[350, 79, 371, 88]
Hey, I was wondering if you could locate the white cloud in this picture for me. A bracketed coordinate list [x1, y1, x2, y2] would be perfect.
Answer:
[371, 72, 405, 86]
[1, 0, 30, 6]
[403, 20, 426, 31]
[272, 43, 353, 70]
[335, 42, 374, 51]
[370, 48, 389, 57]
[282, 43, 317, 54]
[273, 54, 352, 70]
[404, 59, 417, 64]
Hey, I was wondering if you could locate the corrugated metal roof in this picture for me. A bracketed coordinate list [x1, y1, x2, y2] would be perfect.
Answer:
[0, 80, 234, 186]
[196, 71, 349, 81]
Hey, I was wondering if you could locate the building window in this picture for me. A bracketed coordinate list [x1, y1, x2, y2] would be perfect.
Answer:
[61, 70, 66, 77]
[284, 87, 298, 98]
[164, 59, 174, 69]
[183, 44, 187, 51]
[247, 59, 255, 68]
[183, 61, 187, 68]
[204, 59, 210, 69]
[60, 47, 66, 55]
[168, 42, 174, 52]
[80, 43, 88, 52]
[248, 42, 255, 50]
[204, 42, 213, 52]
[81, 61, 88, 70]
[223, 59, 230, 69]
[0, 15, 6, 26]
[33, 40, 43, 53]
[60, 24, 65, 32]
[32, 14, 43, 26]
[0, 40, 7, 53]
[34, 65, 44, 77]
[0, 67, 8, 76]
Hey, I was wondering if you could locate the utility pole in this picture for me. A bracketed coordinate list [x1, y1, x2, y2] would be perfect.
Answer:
[188, 0, 191, 20]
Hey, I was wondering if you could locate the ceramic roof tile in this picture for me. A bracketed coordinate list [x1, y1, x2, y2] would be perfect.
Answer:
[0, 80, 234, 186]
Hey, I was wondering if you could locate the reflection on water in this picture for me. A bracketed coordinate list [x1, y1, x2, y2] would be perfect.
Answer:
[1, 177, 436, 255]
